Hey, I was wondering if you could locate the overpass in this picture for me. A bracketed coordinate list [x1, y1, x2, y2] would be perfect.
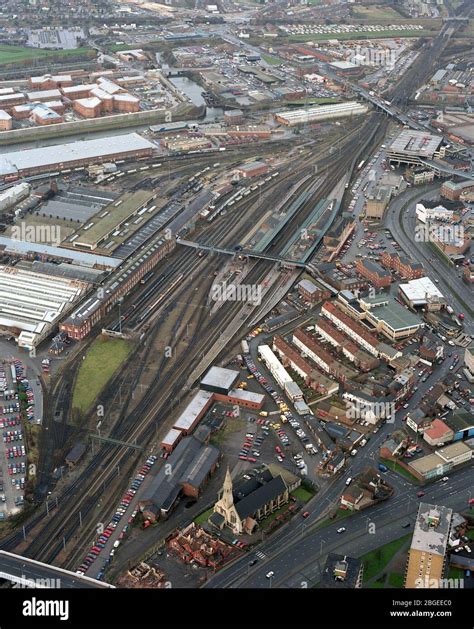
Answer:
[419, 159, 474, 180]
[176, 239, 308, 268]
[0, 550, 114, 589]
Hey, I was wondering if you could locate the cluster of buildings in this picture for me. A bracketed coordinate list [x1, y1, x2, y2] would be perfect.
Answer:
[0, 72, 143, 130]
[340, 467, 393, 512]
[421, 62, 474, 109]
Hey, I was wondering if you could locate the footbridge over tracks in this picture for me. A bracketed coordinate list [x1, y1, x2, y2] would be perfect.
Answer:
[176, 239, 308, 268]
[0, 550, 114, 588]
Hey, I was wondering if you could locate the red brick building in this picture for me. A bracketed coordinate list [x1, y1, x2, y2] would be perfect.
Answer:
[355, 258, 392, 288]
[380, 252, 424, 279]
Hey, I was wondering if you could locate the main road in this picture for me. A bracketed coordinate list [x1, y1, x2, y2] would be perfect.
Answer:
[204, 467, 471, 588]
[385, 186, 474, 335]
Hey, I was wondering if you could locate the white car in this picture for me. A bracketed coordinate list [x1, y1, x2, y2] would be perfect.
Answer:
[337, 527, 346, 534]
[345, 477, 352, 486]
[266, 571, 274, 579]
[441, 476, 449, 482]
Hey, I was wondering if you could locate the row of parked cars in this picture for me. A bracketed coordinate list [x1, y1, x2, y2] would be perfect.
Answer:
[3, 430, 22, 443]
[0, 416, 20, 429]
[76, 454, 157, 577]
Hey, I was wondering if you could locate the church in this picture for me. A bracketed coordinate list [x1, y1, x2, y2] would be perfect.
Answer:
[209, 466, 297, 535]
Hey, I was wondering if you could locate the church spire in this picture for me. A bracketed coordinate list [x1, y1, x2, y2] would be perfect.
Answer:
[221, 467, 234, 508]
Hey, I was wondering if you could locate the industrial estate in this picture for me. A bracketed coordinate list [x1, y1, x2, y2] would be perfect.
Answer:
[0, 0, 472, 621]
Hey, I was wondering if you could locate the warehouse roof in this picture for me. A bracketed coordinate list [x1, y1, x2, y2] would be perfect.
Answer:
[173, 390, 213, 433]
[399, 277, 444, 304]
[0, 236, 122, 269]
[362, 295, 421, 331]
[0, 265, 86, 346]
[0, 110, 12, 120]
[228, 388, 265, 405]
[436, 441, 471, 462]
[201, 366, 239, 392]
[0, 133, 155, 177]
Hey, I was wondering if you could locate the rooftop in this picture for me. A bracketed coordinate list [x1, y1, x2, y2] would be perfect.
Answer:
[410, 502, 452, 556]
[388, 130, 443, 158]
[200, 366, 240, 393]
[0, 133, 155, 177]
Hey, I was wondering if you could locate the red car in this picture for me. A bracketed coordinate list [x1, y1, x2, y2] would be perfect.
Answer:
[302, 511, 310, 518]
[417, 491, 425, 498]
[248, 457, 257, 463]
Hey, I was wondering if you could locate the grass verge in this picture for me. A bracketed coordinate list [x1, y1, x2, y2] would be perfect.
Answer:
[362, 534, 410, 582]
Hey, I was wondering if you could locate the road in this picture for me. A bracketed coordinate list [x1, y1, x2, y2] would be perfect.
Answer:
[385, 187, 474, 335]
[203, 343, 464, 589]
[204, 467, 472, 588]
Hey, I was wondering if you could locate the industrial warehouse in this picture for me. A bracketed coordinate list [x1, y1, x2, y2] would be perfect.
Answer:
[0, 133, 155, 181]
[0, 265, 87, 349]
[274, 102, 368, 127]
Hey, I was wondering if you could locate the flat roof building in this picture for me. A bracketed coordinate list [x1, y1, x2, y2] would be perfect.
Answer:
[0, 133, 155, 180]
[200, 366, 240, 395]
[274, 101, 368, 126]
[399, 277, 445, 308]
[405, 503, 453, 588]
[0, 265, 87, 349]
[387, 130, 444, 166]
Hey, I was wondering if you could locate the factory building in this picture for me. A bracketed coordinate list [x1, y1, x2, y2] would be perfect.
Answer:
[224, 109, 244, 125]
[358, 295, 422, 341]
[236, 160, 268, 179]
[398, 277, 445, 309]
[387, 130, 444, 167]
[440, 179, 474, 201]
[60, 233, 175, 340]
[0, 133, 155, 182]
[0, 110, 12, 131]
[0, 265, 87, 349]
[274, 101, 368, 127]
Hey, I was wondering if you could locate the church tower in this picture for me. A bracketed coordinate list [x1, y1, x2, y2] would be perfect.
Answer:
[220, 467, 234, 509]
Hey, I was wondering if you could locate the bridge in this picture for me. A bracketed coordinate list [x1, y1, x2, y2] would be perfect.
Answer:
[176, 239, 308, 268]
[419, 159, 474, 180]
[0, 550, 114, 588]
[352, 86, 427, 131]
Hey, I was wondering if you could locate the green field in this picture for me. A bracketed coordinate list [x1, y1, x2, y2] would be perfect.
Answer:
[262, 53, 283, 66]
[72, 336, 132, 414]
[352, 6, 403, 20]
[0, 45, 94, 66]
[362, 535, 411, 582]
[287, 29, 435, 42]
